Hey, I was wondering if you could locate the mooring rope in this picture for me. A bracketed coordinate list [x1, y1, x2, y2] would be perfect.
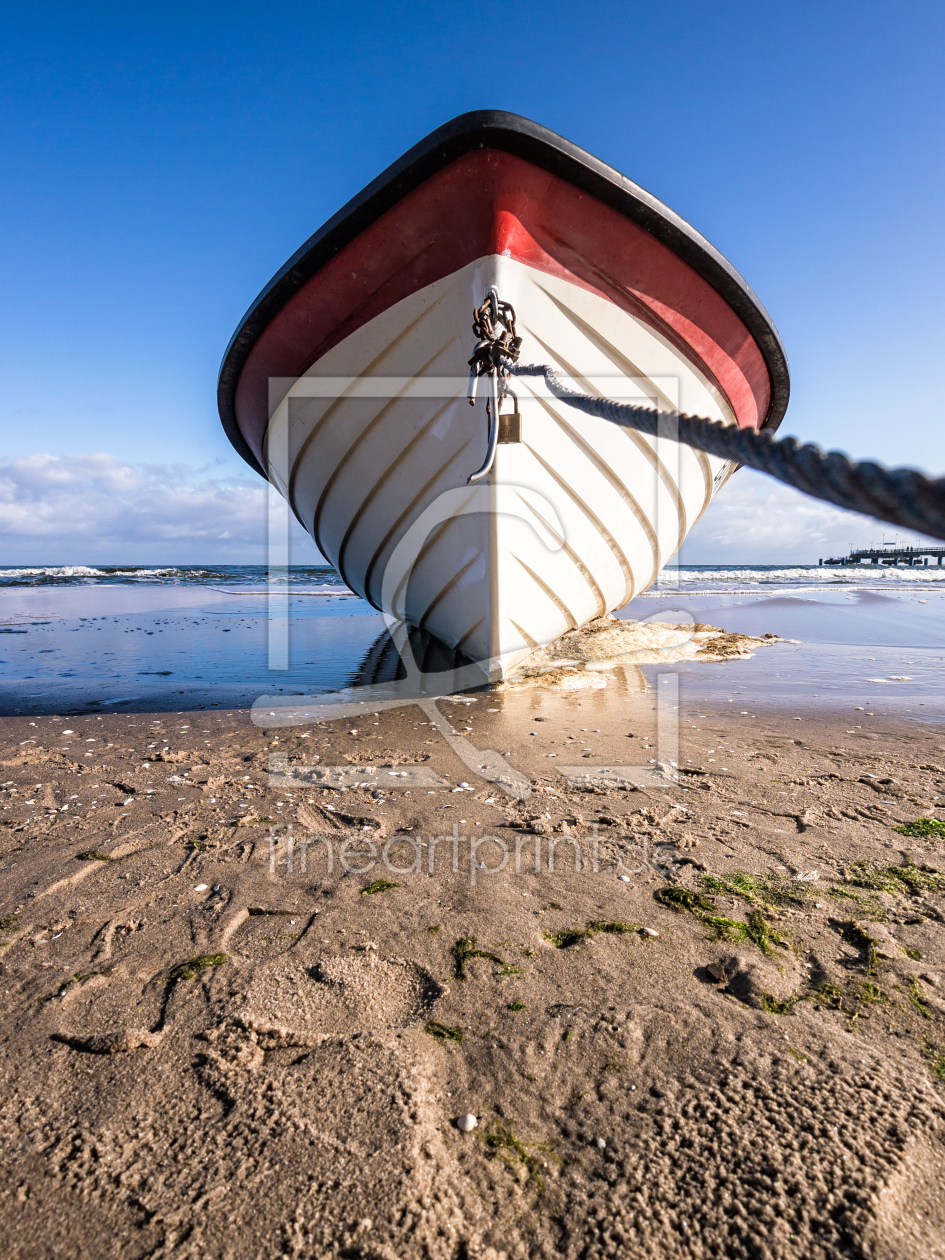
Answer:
[501, 359, 945, 543]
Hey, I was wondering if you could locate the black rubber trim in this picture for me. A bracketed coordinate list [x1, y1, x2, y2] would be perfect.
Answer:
[218, 110, 790, 476]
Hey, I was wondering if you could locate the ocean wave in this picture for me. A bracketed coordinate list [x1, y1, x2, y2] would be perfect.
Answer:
[0, 565, 115, 578]
[4, 562, 939, 598]
[655, 566, 945, 587]
[0, 564, 352, 588]
[0, 565, 199, 585]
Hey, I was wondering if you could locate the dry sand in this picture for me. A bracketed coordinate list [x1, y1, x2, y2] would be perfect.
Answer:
[1, 683, 944, 1258]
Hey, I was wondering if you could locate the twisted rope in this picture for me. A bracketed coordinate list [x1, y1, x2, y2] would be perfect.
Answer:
[504, 360, 945, 542]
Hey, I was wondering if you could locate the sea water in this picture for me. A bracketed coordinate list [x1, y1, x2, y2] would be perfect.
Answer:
[0, 564, 943, 718]
[634, 565, 945, 722]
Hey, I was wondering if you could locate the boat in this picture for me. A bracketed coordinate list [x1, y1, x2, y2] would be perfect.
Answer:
[218, 111, 789, 680]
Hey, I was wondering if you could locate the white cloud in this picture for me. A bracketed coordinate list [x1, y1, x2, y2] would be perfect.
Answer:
[678, 468, 936, 564]
[0, 453, 320, 564]
[0, 453, 930, 569]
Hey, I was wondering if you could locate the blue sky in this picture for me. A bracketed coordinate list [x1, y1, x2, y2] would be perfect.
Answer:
[1, 0, 942, 565]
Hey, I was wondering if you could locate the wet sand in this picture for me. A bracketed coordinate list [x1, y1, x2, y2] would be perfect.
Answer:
[3, 579, 944, 718]
[1, 681, 944, 1258]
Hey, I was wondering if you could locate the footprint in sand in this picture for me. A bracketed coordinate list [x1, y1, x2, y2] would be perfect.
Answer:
[240, 953, 443, 1037]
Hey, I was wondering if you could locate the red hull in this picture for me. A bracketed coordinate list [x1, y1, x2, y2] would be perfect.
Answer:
[234, 151, 775, 468]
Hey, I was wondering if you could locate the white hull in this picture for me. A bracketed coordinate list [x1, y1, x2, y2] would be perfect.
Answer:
[264, 255, 737, 679]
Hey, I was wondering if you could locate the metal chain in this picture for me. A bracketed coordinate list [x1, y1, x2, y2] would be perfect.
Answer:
[465, 287, 524, 483]
[466, 287, 522, 399]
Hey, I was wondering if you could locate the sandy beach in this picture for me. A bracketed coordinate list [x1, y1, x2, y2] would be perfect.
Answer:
[6, 3, 945, 1254]
[1, 670, 944, 1258]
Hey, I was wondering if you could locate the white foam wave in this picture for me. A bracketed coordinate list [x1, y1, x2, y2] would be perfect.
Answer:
[655, 566, 945, 586]
[0, 565, 107, 578]
[0, 566, 194, 579]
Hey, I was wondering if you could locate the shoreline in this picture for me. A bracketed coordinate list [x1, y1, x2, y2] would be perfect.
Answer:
[3, 613, 945, 723]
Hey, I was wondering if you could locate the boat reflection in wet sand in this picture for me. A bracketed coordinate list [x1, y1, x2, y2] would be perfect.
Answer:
[219, 112, 789, 680]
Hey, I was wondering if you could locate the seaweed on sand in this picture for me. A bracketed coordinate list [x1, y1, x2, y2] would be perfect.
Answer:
[859, 981, 889, 1006]
[896, 818, 945, 840]
[654, 887, 716, 915]
[701, 869, 813, 910]
[544, 920, 650, 949]
[826, 886, 886, 919]
[360, 879, 400, 896]
[0, 912, 20, 944]
[424, 1020, 464, 1043]
[699, 909, 783, 954]
[909, 978, 932, 1020]
[165, 954, 227, 986]
[926, 1046, 945, 1083]
[761, 993, 802, 1015]
[845, 860, 945, 897]
[810, 982, 843, 1007]
[479, 1120, 559, 1195]
[452, 936, 504, 979]
[656, 885, 784, 955]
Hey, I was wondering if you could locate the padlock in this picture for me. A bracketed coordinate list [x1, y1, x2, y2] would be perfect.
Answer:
[497, 412, 522, 444]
